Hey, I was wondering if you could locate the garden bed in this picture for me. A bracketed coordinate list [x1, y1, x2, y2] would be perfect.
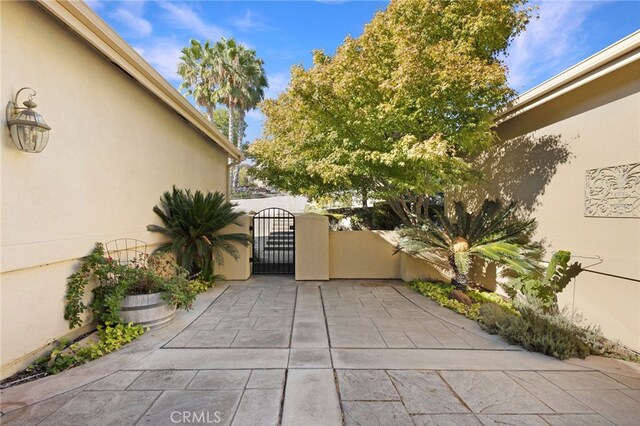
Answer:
[408, 279, 640, 362]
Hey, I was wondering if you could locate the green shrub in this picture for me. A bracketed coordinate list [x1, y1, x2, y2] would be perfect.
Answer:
[326, 203, 404, 231]
[407, 280, 516, 321]
[398, 200, 541, 290]
[37, 322, 145, 374]
[410, 280, 639, 362]
[479, 302, 590, 360]
[147, 187, 251, 281]
[503, 250, 582, 312]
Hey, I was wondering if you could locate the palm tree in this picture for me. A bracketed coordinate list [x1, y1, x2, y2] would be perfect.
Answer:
[209, 38, 267, 147]
[177, 38, 268, 189]
[208, 38, 268, 189]
[147, 187, 251, 281]
[177, 39, 216, 122]
[397, 200, 541, 290]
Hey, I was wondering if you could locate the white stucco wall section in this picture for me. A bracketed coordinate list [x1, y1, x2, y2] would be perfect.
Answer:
[0, 1, 230, 376]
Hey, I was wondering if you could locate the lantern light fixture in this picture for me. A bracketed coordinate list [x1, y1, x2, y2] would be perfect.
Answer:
[6, 87, 51, 153]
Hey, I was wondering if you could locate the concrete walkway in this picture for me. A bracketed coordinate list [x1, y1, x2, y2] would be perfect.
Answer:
[2, 277, 639, 425]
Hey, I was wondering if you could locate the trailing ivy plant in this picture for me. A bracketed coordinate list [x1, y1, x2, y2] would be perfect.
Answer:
[65, 243, 203, 328]
[37, 322, 145, 374]
[64, 243, 112, 328]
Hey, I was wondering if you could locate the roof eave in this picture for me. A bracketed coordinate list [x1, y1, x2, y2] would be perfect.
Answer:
[499, 30, 640, 123]
[35, 0, 244, 161]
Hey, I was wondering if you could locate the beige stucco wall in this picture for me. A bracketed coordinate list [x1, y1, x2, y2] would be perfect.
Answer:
[329, 231, 401, 279]
[295, 214, 330, 280]
[399, 252, 452, 284]
[328, 230, 452, 282]
[1, 1, 229, 377]
[457, 57, 640, 350]
[217, 215, 252, 281]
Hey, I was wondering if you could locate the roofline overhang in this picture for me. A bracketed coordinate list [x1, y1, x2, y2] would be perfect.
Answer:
[499, 30, 640, 124]
[35, 0, 244, 161]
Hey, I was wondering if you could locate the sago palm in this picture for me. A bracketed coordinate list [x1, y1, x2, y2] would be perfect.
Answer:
[397, 200, 541, 290]
[147, 187, 251, 281]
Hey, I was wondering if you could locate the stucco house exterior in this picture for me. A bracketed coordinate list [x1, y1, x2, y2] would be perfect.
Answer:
[1, 0, 242, 378]
[460, 30, 640, 351]
[2, 0, 638, 380]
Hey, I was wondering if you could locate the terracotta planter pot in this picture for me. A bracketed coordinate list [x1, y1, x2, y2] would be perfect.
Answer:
[120, 292, 176, 329]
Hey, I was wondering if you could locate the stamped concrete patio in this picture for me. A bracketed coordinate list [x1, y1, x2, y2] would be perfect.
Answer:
[2, 276, 639, 425]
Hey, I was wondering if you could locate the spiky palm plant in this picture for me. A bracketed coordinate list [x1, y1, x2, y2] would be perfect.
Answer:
[397, 200, 541, 290]
[147, 187, 251, 281]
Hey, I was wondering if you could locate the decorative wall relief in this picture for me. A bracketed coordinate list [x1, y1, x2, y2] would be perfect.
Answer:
[585, 163, 640, 218]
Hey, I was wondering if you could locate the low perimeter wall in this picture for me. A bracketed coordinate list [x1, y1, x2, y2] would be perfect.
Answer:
[294, 214, 450, 282]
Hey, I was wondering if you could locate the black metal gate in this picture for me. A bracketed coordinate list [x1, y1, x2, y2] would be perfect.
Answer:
[251, 208, 295, 274]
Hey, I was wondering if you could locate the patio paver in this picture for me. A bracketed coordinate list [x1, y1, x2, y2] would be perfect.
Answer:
[2, 276, 639, 425]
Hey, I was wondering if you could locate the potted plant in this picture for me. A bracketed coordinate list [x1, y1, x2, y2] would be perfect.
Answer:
[65, 243, 200, 330]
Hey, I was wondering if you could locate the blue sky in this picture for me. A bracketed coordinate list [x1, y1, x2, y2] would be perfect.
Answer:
[86, 0, 640, 144]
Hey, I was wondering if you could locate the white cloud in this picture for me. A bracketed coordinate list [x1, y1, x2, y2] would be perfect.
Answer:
[134, 39, 183, 82]
[264, 71, 290, 100]
[245, 110, 266, 143]
[231, 10, 268, 32]
[506, 1, 598, 92]
[112, 7, 153, 37]
[156, 1, 226, 41]
[84, 0, 103, 10]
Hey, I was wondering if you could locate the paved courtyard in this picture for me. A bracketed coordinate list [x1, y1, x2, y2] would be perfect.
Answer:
[2, 277, 639, 425]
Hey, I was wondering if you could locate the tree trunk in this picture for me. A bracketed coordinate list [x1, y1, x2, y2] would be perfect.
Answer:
[228, 106, 234, 145]
[387, 194, 432, 226]
[232, 111, 247, 190]
[236, 110, 247, 147]
[448, 254, 468, 291]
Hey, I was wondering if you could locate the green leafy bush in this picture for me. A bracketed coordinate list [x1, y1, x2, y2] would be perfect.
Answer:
[407, 280, 516, 321]
[398, 200, 541, 290]
[410, 280, 639, 362]
[479, 302, 590, 359]
[503, 250, 582, 312]
[37, 322, 145, 374]
[327, 203, 404, 231]
[147, 187, 251, 281]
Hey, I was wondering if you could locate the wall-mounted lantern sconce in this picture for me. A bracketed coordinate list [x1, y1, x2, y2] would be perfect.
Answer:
[6, 87, 51, 153]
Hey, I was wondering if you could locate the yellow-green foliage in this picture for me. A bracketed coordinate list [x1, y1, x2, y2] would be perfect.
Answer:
[407, 280, 516, 321]
[38, 322, 145, 374]
[479, 303, 590, 360]
[248, 0, 532, 202]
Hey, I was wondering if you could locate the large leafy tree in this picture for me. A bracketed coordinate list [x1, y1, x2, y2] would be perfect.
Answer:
[248, 0, 531, 223]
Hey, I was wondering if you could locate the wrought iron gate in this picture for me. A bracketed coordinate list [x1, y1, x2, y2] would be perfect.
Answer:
[251, 208, 295, 274]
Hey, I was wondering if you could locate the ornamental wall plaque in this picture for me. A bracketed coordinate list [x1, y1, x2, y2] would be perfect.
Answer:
[585, 162, 640, 218]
